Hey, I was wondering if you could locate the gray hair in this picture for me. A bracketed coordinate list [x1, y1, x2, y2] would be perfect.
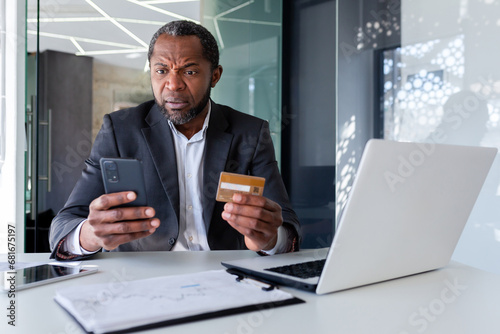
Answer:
[148, 20, 220, 70]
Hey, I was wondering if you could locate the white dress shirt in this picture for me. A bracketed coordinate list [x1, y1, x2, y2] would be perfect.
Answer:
[169, 106, 211, 250]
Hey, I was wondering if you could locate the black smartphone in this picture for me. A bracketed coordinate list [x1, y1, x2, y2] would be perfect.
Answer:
[100, 157, 148, 207]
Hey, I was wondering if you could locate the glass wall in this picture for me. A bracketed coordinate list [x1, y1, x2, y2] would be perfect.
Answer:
[383, 0, 500, 273]
[202, 0, 283, 163]
[336, 0, 401, 220]
[339, 0, 500, 274]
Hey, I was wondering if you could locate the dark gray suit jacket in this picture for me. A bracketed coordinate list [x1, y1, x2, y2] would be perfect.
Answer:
[49, 100, 300, 259]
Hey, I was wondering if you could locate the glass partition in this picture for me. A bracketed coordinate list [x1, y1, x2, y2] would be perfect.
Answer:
[336, 0, 401, 220]
[202, 0, 283, 164]
[338, 0, 500, 274]
[386, 0, 500, 273]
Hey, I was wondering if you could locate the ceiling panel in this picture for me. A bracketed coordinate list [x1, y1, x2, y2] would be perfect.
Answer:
[27, 0, 281, 71]
[27, 0, 201, 70]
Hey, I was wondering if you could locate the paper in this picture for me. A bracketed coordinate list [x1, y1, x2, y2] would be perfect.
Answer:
[54, 270, 300, 334]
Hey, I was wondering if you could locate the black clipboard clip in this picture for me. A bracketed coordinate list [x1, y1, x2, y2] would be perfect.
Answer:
[226, 268, 276, 291]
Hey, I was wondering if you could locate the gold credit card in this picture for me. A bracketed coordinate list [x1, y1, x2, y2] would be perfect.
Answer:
[216, 172, 266, 202]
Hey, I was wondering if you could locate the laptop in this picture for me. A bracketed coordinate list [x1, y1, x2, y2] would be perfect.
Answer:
[222, 139, 497, 294]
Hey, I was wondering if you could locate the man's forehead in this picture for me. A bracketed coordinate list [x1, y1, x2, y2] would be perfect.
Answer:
[151, 34, 203, 58]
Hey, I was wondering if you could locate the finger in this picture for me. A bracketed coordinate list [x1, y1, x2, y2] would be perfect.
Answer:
[231, 193, 281, 212]
[93, 218, 160, 238]
[90, 191, 137, 211]
[81, 217, 160, 251]
[223, 211, 278, 235]
[223, 201, 282, 230]
[223, 203, 273, 227]
[91, 206, 156, 224]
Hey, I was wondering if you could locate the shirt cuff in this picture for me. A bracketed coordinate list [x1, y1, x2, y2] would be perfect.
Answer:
[60, 220, 100, 256]
[259, 225, 288, 255]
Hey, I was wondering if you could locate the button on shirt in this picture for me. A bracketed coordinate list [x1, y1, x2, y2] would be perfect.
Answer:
[169, 106, 211, 251]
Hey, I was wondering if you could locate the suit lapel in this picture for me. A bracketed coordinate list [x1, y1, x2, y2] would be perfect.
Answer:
[203, 102, 233, 229]
[142, 104, 180, 222]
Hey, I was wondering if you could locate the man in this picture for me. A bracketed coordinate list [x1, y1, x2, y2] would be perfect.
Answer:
[49, 20, 300, 260]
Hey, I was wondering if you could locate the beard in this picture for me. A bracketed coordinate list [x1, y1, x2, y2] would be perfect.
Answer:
[156, 86, 211, 125]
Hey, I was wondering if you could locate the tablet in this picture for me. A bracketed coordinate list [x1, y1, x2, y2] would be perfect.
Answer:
[2, 264, 98, 291]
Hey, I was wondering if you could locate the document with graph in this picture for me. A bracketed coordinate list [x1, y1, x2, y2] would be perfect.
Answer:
[54, 269, 303, 334]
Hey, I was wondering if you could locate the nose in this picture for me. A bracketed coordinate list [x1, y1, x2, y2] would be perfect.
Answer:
[164, 71, 185, 91]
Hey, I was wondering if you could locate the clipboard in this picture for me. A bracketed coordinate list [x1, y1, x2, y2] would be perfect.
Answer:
[54, 270, 304, 334]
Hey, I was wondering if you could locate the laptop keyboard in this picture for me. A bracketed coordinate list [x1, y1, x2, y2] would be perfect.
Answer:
[264, 259, 326, 279]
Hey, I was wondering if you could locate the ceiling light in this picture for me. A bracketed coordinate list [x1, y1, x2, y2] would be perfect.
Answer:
[70, 37, 85, 54]
[86, 0, 148, 47]
[28, 17, 166, 26]
[76, 48, 147, 56]
[27, 30, 141, 49]
[126, 0, 199, 23]
[143, 0, 199, 4]
[126, 53, 143, 59]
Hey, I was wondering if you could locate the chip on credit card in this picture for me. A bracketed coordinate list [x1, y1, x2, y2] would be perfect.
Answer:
[216, 172, 266, 202]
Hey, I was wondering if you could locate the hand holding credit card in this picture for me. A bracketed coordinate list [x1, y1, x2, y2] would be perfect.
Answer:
[218, 172, 284, 252]
[216, 172, 266, 202]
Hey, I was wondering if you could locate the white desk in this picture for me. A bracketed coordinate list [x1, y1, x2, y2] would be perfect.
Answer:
[2, 251, 500, 334]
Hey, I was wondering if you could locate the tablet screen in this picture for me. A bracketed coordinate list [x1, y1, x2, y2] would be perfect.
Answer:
[3, 264, 98, 291]
[19, 264, 80, 284]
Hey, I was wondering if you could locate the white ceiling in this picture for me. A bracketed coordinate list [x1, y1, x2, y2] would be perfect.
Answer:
[27, 0, 201, 71]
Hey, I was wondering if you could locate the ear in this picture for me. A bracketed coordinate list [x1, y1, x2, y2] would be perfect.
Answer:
[211, 65, 223, 88]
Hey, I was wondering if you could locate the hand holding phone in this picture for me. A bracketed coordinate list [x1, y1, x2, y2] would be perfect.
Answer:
[78, 158, 159, 252]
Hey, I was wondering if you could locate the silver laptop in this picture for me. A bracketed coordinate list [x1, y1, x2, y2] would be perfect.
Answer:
[222, 139, 497, 294]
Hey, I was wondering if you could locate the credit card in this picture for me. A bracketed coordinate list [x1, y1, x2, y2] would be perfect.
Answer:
[216, 172, 266, 202]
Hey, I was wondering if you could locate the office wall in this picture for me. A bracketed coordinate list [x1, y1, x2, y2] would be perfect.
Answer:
[281, 0, 336, 248]
[92, 62, 152, 140]
[0, 0, 26, 252]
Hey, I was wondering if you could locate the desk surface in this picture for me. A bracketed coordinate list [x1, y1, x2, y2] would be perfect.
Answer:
[2, 250, 500, 334]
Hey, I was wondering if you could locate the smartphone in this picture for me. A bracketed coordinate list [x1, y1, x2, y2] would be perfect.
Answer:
[2, 264, 98, 291]
[100, 157, 148, 207]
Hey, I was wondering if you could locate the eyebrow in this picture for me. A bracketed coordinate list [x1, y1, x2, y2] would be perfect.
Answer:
[152, 62, 199, 68]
